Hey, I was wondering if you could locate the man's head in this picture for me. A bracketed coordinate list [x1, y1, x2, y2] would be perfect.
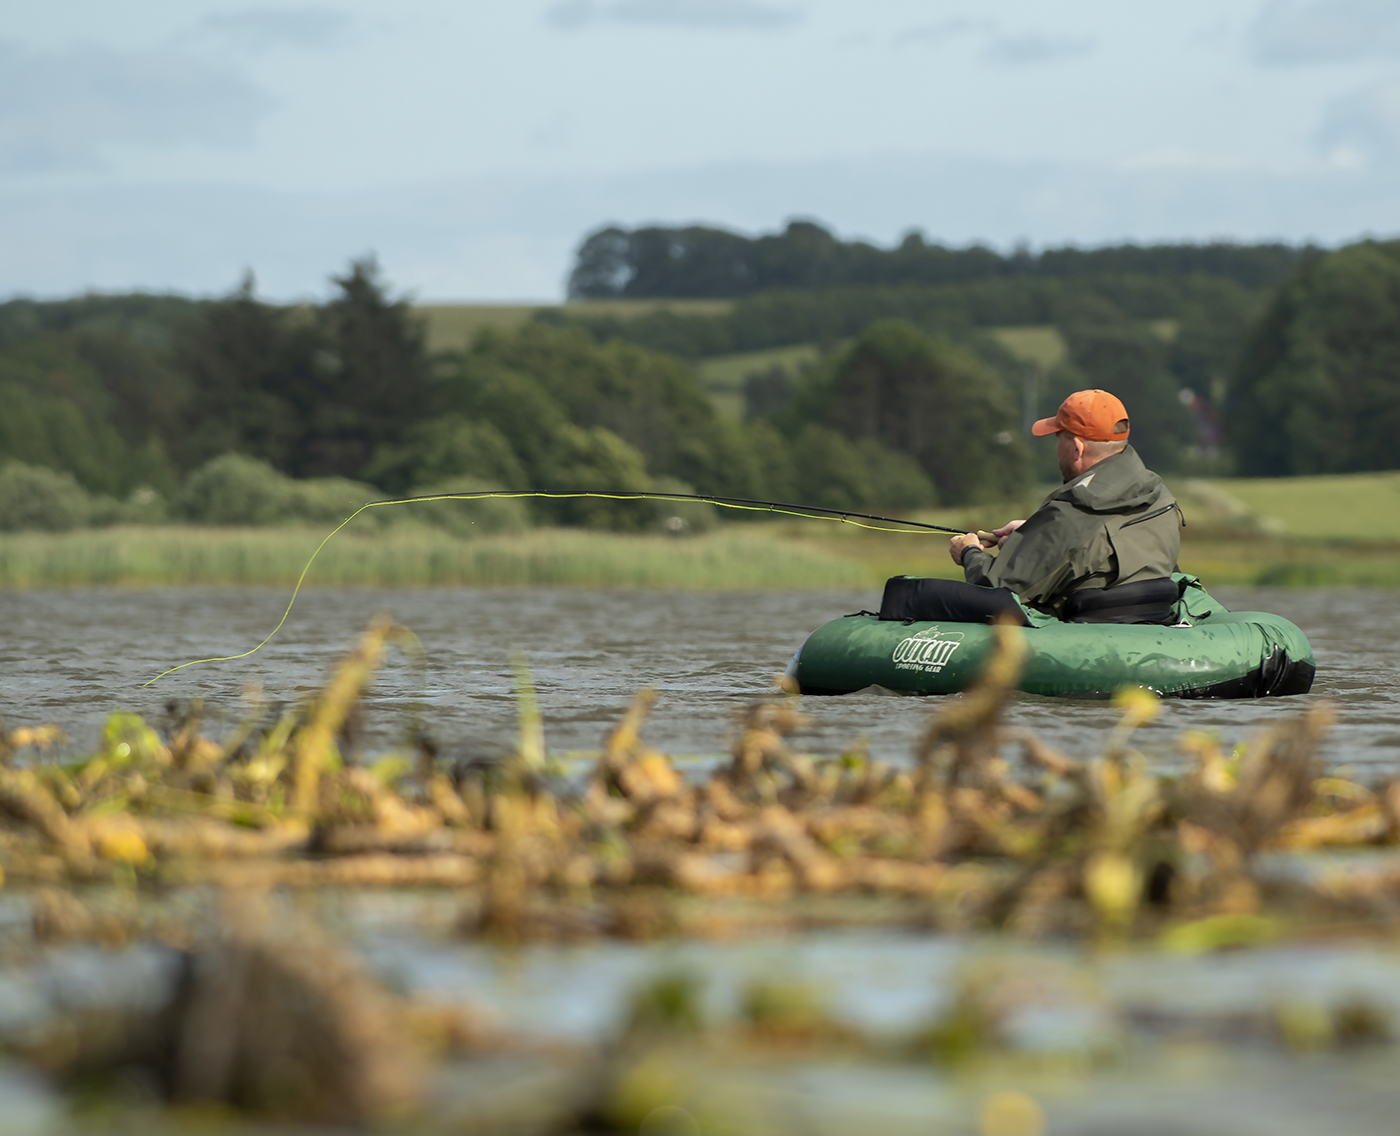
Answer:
[1031, 390, 1129, 482]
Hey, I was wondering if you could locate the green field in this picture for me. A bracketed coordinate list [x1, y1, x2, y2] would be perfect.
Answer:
[564, 297, 734, 320]
[414, 299, 736, 353]
[694, 328, 1070, 392]
[1191, 470, 1400, 541]
[413, 305, 538, 352]
[984, 321, 1178, 369]
[987, 325, 1068, 370]
[695, 343, 825, 418]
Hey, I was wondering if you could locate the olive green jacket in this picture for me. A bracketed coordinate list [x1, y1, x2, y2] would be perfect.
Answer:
[961, 445, 1181, 612]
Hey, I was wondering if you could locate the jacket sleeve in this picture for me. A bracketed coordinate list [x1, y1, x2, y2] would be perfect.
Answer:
[962, 547, 996, 587]
[1010, 524, 1114, 608]
[971, 502, 1103, 609]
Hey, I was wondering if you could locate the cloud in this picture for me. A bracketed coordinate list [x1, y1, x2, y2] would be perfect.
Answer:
[193, 6, 351, 53]
[1122, 146, 1208, 170]
[984, 33, 1094, 66]
[1251, 0, 1400, 65]
[1316, 73, 1400, 167]
[0, 39, 274, 174]
[893, 20, 1093, 65]
[896, 18, 995, 48]
[547, 0, 802, 31]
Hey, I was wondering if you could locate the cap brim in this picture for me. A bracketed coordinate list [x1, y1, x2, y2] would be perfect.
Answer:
[1030, 416, 1061, 437]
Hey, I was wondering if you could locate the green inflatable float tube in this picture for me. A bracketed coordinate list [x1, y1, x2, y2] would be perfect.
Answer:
[789, 575, 1315, 699]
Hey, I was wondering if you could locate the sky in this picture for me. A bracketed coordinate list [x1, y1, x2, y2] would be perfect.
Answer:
[3, 0, 1399, 301]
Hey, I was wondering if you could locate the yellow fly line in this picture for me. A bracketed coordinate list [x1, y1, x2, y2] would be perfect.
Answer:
[142, 488, 973, 686]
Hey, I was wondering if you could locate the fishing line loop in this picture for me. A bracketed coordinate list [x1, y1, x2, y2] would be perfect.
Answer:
[143, 489, 971, 686]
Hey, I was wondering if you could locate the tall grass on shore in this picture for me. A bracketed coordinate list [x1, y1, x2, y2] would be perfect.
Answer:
[6, 517, 1400, 591]
[0, 524, 874, 590]
[1178, 544, 1400, 587]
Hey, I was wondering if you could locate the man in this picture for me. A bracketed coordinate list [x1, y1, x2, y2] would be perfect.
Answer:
[879, 389, 1181, 624]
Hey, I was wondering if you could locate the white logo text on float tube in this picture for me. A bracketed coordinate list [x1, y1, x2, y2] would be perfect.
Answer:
[891, 627, 965, 673]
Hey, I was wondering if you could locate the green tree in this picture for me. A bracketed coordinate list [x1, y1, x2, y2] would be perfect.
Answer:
[173, 276, 317, 472]
[538, 424, 653, 529]
[742, 419, 798, 502]
[790, 425, 873, 511]
[854, 437, 938, 509]
[0, 462, 93, 531]
[1169, 279, 1263, 406]
[386, 327, 688, 528]
[303, 258, 432, 477]
[567, 221, 1301, 299]
[792, 320, 1026, 504]
[0, 334, 180, 497]
[0, 292, 200, 353]
[363, 415, 526, 494]
[174, 453, 298, 525]
[785, 426, 937, 511]
[434, 323, 768, 502]
[175, 260, 432, 480]
[1228, 241, 1400, 476]
[1047, 297, 1195, 471]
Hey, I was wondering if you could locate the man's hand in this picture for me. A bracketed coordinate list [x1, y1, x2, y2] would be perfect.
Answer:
[949, 532, 983, 567]
[991, 520, 1026, 548]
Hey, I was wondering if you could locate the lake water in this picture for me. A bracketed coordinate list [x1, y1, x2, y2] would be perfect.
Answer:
[1, 585, 1397, 774]
[3, 585, 1400, 1134]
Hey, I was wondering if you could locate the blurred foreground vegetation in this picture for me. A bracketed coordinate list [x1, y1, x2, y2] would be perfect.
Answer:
[2, 619, 1400, 1131]
[1, 617, 1371, 943]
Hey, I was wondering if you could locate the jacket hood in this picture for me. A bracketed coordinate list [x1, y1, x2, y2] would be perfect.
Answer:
[1054, 445, 1167, 514]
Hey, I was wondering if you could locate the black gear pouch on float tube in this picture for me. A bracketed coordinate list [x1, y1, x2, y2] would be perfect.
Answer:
[876, 576, 1029, 625]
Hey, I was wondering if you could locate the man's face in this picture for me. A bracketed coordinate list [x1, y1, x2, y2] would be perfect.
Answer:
[1056, 431, 1079, 482]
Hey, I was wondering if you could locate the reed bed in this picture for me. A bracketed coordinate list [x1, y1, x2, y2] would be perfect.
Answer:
[0, 524, 873, 590]
[6, 518, 1400, 592]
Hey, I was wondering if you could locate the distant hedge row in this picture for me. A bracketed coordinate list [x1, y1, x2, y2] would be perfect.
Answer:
[569, 220, 1305, 299]
[0, 455, 529, 536]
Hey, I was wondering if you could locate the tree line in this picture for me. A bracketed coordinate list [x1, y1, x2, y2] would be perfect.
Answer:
[0, 233, 1395, 532]
[569, 220, 1309, 299]
[0, 261, 970, 530]
[1228, 240, 1400, 475]
[551, 278, 1259, 478]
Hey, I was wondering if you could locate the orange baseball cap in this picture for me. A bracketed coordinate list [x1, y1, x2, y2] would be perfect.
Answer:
[1031, 389, 1130, 441]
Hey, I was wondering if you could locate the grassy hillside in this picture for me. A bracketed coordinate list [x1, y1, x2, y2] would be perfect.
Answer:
[1166, 474, 1400, 584]
[694, 343, 824, 418]
[1192, 471, 1400, 541]
[415, 300, 735, 353]
[987, 326, 1068, 370]
[413, 305, 538, 352]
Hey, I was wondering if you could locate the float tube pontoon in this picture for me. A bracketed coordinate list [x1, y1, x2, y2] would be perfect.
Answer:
[789, 574, 1315, 700]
